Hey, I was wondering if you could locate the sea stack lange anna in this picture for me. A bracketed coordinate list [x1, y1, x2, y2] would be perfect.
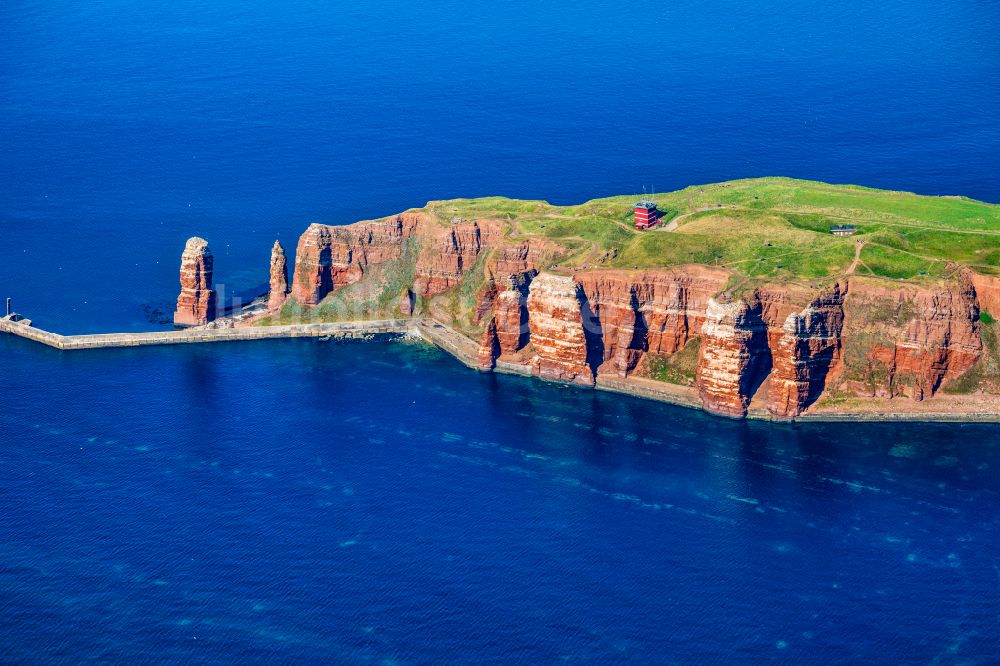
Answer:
[173, 237, 217, 326]
[268, 240, 289, 311]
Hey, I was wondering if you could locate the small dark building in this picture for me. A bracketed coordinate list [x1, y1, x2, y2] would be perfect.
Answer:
[831, 224, 857, 237]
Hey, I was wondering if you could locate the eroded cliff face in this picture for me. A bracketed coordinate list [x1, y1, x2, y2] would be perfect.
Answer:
[839, 279, 982, 400]
[695, 297, 772, 417]
[491, 274, 533, 352]
[525, 273, 594, 386]
[473, 241, 543, 352]
[289, 214, 511, 313]
[174, 237, 217, 326]
[291, 214, 422, 306]
[268, 241, 289, 311]
[767, 284, 847, 418]
[968, 271, 1000, 321]
[279, 209, 996, 418]
[575, 268, 728, 377]
[413, 221, 502, 297]
[478, 317, 501, 371]
[399, 289, 415, 317]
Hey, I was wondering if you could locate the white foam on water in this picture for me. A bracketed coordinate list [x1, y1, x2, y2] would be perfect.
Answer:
[727, 495, 759, 505]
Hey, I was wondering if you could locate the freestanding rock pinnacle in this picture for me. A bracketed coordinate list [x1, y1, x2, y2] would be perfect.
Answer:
[268, 240, 289, 310]
[173, 237, 217, 326]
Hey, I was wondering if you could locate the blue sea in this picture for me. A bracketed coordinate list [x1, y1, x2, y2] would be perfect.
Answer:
[1, 0, 999, 663]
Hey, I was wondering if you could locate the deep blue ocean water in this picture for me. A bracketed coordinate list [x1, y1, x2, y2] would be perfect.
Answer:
[2, 0, 1000, 663]
[2, 336, 1000, 663]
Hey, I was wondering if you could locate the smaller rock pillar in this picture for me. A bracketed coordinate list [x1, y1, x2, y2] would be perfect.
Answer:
[268, 241, 289, 310]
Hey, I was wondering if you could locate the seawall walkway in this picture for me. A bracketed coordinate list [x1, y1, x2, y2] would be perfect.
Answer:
[413, 320, 481, 369]
[0, 316, 410, 350]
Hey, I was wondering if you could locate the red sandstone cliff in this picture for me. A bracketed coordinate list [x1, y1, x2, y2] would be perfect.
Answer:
[473, 241, 544, 354]
[400, 288, 415, 317]
[268, 240, 289, 311]
[968, 271, 1000, 321]
[839, 279, 982, 400]
[478, 317, 501, 371]
[767, 284, 847, 418]
[277, 208, 996, 418]
[413, 222, 501, 297]
[695, 297, 772, 417]
[575, 268, 729, 377]
[291, 214, 422, 306]
[173, 237, 217, 326]
[525, 273, 594, 386]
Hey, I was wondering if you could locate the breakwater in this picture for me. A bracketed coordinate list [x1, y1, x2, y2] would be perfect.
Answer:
[0, 316, 409, 350]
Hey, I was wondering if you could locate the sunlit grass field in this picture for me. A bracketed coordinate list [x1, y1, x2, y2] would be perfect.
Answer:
[421, 177, 999, 282]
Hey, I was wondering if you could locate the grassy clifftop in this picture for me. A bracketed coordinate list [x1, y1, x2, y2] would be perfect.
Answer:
[422, 177, 1000, 284]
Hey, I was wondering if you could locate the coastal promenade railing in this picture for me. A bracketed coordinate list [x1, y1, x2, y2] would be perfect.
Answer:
[0, 317, 411, 351]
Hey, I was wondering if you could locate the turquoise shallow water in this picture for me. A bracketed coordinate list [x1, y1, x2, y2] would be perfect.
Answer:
[2, 0, 1000, 662]
[2, 335, 999, 663]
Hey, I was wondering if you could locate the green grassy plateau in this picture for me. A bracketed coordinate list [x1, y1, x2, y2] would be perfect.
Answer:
[425, 177, 999, 283]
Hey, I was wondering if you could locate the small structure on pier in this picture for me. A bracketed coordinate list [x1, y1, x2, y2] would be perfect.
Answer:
[634, 198, 660, 230]
[2, 298, 29, 325]
[830, 224, 857, 237]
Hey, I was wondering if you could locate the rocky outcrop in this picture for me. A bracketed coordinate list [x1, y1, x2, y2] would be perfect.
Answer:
[399, 288, 415, 317]
[473, 279, 500, 325]
[289, 214, 507, 308]
[575, 268, 729, 377]
[474, 272, 535, 370]
[474, 241, 543, 332]
[478, 317, 501, 371]
[291, 215, 421, 306]
[413, 222, 501, 297]
[968, 270, 1000, 321]
[841, 280, 982, 400]
[268, 241, 289, 310]
[494, 273, 534, 353]
[526, 273, 594, 385]
[173, 237, 217, 326]
[767, 283, 847, 418]
[489, 240, 543, 279]
[695, 297, 771, 417]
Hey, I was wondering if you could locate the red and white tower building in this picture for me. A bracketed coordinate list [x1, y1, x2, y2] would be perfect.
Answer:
[634, 199, 659, 230]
